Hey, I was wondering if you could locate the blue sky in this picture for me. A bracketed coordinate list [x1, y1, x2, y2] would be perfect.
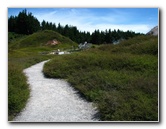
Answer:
[8, 8, 158, 34]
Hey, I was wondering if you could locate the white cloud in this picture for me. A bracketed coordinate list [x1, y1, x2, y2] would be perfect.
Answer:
[74, 23, 152, 34]
[34, 8, 154, 34]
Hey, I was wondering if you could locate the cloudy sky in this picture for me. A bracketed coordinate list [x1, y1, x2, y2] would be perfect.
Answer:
[8, 8, 158, 34]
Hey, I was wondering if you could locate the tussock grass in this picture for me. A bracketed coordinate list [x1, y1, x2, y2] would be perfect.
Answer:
[43, 35, 158, 121]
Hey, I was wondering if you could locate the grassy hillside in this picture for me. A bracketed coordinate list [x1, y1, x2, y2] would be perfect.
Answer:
[43, 35, 158, 121]
[9, 30, 77, 49]
[8, 30, 77, 120]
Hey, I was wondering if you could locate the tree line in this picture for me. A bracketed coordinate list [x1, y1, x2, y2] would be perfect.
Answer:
[8, 9, 40, 35]
[8, 9, 143, 44]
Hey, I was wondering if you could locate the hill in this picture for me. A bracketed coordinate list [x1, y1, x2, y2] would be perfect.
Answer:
[8, 30, 78, 120]
[43, 35, 158, 121]
[9, 30, 77, 49]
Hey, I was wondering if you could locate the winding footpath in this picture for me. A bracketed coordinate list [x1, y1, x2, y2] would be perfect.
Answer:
[14, 60, 98, 122]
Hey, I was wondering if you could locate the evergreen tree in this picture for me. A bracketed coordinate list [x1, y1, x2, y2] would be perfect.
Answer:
[91, 30, 102, 44]
[8, 9, 143, 43]
[16, 9, 28, 34]
[108, 29, 113, 43]
[26, 12, 40, 34]
[41, 20, 46, 30]
[52, 23, 56, 31]
[63, 24, 69, 36]
[8, 9, 40, 34]
[57, 23, 63, 34]
[8, 16, 17, 32]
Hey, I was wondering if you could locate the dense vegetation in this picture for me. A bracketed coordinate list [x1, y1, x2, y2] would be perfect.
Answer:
[41, 21, 142, 44]
[8, 9, 142, 44]
[8, 31, 76, 120]
[43, 35, 158, 121]
[8, 9, 40, 34]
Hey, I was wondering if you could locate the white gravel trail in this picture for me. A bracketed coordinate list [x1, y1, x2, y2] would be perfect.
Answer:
[14, 60, 98, 122]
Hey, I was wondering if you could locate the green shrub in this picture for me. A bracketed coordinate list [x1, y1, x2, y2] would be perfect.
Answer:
[8, 48, 54, 120]
[43, 35, 158, 121]
[8, 63, 30, 120]
[105, 35, 158, 56]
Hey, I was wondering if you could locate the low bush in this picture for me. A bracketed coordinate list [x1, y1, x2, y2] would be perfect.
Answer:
[8, 62, 29, 120]
[43, 35, 158, 121]
[8, 49, 54, 120]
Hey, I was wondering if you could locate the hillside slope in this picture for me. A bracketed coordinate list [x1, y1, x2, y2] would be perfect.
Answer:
[43, 35, 158, 121]
[9, 30, 77, 49]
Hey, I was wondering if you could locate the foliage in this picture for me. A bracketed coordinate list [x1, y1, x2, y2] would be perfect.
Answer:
[8, 32, 27, 44]
[9, 9, 143, 44]
[41, 21, 143, 44]
[8, 9, 40, 34]
[8, 62, 29, 120]
[43, 35, 158, 121]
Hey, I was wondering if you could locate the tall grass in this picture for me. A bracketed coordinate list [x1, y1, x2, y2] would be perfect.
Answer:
[43, 35, 158, 121]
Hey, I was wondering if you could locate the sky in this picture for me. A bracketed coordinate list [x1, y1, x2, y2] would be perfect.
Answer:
[8, 8, 158, 34]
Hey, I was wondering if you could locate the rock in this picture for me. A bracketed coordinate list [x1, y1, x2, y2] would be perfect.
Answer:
[46, 39, 60, 45]
[146, 26, 158, 36]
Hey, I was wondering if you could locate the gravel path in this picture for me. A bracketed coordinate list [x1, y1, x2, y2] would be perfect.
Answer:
[14, 60, 98, 122]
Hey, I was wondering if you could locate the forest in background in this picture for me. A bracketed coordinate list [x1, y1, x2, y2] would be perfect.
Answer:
[8, 9, 143, 44]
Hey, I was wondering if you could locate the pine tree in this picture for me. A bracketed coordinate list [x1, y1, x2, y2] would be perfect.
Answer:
[8, 16, 17, 32]
[41, 20, 46, 30]
[8, 9, 40, 34]
[16, 9, 28, 34]
[8, 9, 142, 43]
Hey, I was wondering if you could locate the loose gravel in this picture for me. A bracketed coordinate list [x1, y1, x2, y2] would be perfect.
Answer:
[13, 60, 99, 122]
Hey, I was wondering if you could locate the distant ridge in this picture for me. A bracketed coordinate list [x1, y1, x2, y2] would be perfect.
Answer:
[146, 26, 158, 36]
